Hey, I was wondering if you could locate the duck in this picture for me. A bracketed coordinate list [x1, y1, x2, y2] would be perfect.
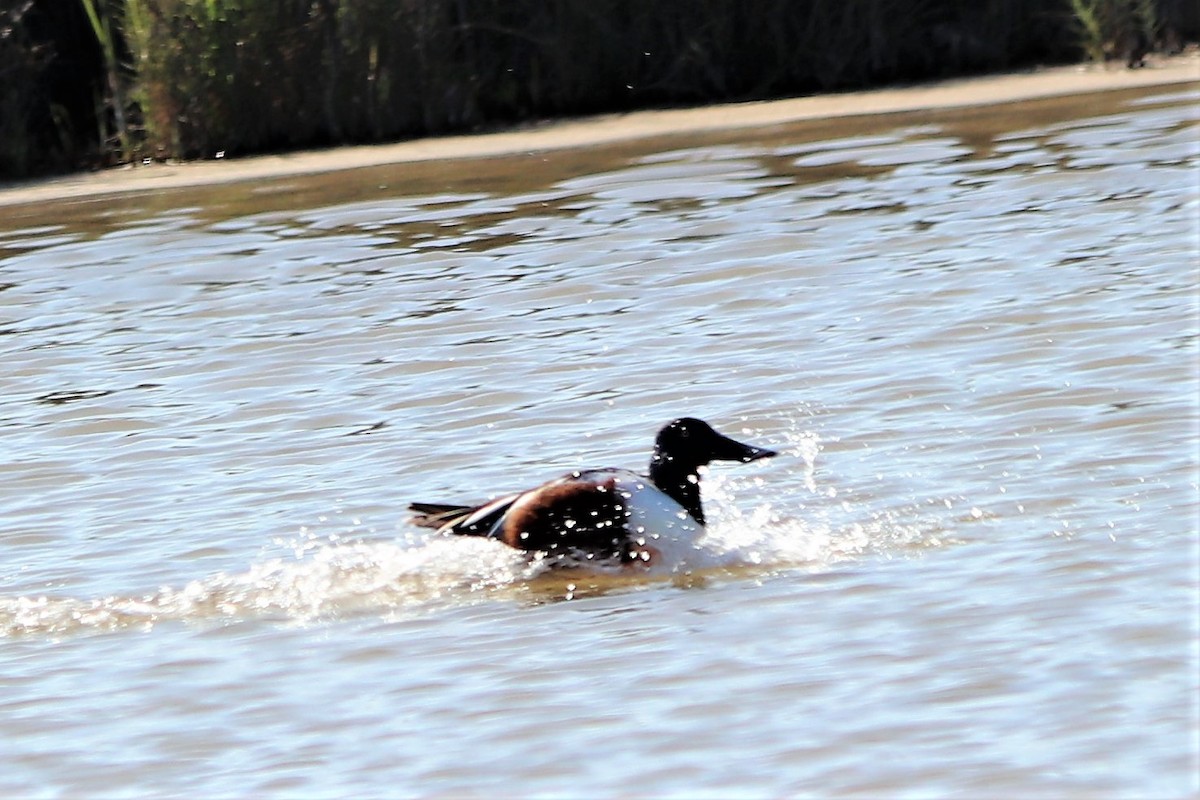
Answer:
[408, 417, 777, 565]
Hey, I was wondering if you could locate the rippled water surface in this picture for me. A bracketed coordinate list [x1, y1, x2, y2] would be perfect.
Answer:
[2, 84, 1198, 797]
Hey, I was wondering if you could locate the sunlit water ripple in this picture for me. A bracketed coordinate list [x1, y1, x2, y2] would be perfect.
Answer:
[1, 85, 1197, 797]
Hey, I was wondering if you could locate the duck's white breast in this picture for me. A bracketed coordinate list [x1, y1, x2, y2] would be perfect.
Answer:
[586, 470, 703, 565]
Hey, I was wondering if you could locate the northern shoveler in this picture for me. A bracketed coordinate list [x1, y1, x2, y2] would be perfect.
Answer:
[408, 417, 777, 565]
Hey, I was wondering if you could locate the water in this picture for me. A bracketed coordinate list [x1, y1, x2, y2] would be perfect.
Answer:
[1, 84, 1197, 797]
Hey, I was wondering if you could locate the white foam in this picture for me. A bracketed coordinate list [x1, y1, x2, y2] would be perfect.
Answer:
[0, 534, 542, 638]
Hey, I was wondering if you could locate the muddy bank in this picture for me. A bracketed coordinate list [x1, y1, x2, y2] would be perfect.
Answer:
[0, 53, 1196, 210]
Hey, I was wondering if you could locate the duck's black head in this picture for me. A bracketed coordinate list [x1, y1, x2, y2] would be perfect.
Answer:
[648, 417, 777, 524]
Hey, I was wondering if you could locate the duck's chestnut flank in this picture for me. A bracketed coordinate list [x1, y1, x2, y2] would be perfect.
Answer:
[497, 475, 626, 553]
[408, 417, 777, 563]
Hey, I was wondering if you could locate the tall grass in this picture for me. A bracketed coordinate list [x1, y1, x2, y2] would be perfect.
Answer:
[1069, 0, 1160, 63]
[1069, 0, 1108, 61]
[119, 0, 1085, 161]
[1, 0, 1192, 176]
[0, 0, 47, 176]
[79, 0, 132, 158]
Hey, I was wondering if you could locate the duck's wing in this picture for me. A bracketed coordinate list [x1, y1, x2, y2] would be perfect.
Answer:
[406, 470, 616, 543]
[407, 493, 521, 537]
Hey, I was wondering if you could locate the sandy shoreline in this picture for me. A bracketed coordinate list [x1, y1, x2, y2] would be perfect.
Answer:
[2, 54, 1197, 210]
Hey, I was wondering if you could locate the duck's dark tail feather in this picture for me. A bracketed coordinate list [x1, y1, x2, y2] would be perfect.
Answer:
[408, 493, 520, 537]
[408, 502, 476, 530]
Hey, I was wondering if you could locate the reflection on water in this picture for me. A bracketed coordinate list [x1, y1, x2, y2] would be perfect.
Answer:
[1, 84, 1197, 797]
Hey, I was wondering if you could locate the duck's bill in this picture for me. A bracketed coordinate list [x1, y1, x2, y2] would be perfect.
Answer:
[714, 434, 778, 463]
[738, 444, 778, 462]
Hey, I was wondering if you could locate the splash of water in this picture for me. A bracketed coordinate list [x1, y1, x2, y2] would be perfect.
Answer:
[1, 423, 951, 638]
[700, 423, 946, 570]
[0, 535, 542, 638]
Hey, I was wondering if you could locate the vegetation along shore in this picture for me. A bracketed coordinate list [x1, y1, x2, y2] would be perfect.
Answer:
[1, 0, 1196, 183]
